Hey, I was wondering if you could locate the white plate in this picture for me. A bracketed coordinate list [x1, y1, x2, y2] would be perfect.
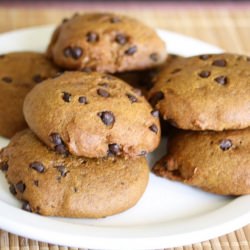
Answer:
[0, 25, 249, 250]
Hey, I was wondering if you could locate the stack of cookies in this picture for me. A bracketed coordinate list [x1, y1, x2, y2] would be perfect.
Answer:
[0, 13, 167, 217]
[1, 11, 247, 219]
[149, 53, 250, 195]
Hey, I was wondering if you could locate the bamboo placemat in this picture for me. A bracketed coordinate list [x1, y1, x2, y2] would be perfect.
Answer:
[0, 3, 250, 250]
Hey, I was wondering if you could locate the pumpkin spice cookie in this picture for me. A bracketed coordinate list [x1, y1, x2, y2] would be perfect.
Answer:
[0, 130, 149, 218]
[148, 53, 250, 131]
[0, 52, 60, 138]
[115, 69, 157, 97]
[47, 13, 167, 73]
[153, 128, 250, 195]
[115, 54, 182, 97]
[23, 71, 161, 158]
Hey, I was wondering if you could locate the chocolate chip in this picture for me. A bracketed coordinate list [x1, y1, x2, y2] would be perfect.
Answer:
[97, 88, 110, 97]
[0, 162, 8, 172]
[108, 144, 121, 156]
[33, 74, 44, 83]
[171, 68, 181, 74]
[199, 54, 211, 60]
[34, 180, 39, 187]
[97, 111, 115, 126]
[50, 133, 68, 155]
[22, 201, 32, 212]
[64, 46, 83, 59]
[115, 34, 127, 45]
[150, 53, 159, 62]
[78, 96, 87, 104]
[0, 54, 5, 58]
[126, 93, 137, 103]
[29, 162, 45, 173]
[86, 32, 99, 42]
[62, 92, 71, 102]
[56, 165, 69, 177]
[149, 91, 164, 106]
[214, 75, 228, 85]
[50, 133, 63, 145]
[149, 124, 158, 134]
[125, 46, 137, 55]
[220, 139, 232, 151]
[198, 71, 211, 78]
[9, 184, 17, 195]
[212, 59, 227, 67]
[110, 16, 121, 23]
[2, 76, 12, 83]
[55, 144, 69, 155]
[16, 181, 26, 193]
[71, 47, 83, 59]
[151, 110, 159, 118]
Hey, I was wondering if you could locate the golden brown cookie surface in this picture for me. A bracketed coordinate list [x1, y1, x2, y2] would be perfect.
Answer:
[23, 71, 161, 158]
[47, 13, 167, 73]
[148, 53, 250, 131]
[0, 52, 59, 138]
[153, 128, 250, 195]
[0, 129, 149, 218]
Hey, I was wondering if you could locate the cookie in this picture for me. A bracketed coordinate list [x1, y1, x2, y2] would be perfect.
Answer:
[0, 129, 149, 218]
[23, 71, 161, 158]
[115, 69, 156, 97]
[148, 53, 250, 131]
[153, 128, 250, 195]
[114, 55, 182, 97]
[115, 55, 182, 136]
[0, 52, 60, 138]
[47, 13, 167, 73]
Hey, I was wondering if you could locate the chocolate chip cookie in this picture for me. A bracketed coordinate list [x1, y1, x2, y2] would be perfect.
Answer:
[148, 53, 250, 131]
[115, 55, 182, 97]
[23, 71, 161, 158]
[115, 69, 156, 97]
[153, 128, 250, 195]
[0, 52, 60, 138]
[47, 13, 167, 73]
[0, 129, 149, 218]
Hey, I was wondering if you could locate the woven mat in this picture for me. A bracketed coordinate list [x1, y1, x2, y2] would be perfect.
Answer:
[0, 3, 250, 250]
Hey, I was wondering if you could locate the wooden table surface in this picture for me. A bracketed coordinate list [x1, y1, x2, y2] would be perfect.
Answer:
[0, 2, 250, 250]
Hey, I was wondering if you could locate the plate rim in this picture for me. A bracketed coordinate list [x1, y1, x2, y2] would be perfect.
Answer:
[1, 196, 250, 249]
[0, 25, 249, 249]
